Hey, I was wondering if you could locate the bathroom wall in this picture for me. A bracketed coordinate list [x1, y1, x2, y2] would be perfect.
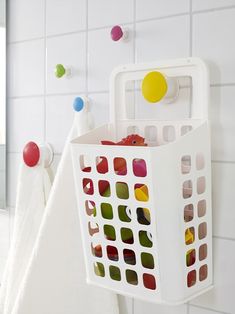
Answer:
[6, 1, 235, 314]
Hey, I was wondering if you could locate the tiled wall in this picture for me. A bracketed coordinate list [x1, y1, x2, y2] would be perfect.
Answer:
[6, 1, 235, 314]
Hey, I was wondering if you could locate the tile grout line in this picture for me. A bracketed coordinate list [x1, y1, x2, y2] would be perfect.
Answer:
[187, 302, 190, 314]
[43, 0, 47, 144]
[8, 4, 235, 46]
[189, 303, 231, 314]
[192, 4, 235, 15]
[85, 0, 88, 97]
[189, 0, 193, 57]
[8, 82, 235, 101]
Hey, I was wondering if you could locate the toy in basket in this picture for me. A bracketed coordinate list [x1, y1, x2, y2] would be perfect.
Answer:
[71, 58, 213, 304]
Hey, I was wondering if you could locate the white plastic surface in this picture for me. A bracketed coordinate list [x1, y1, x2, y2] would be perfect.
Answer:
[71, 58, 212, 304]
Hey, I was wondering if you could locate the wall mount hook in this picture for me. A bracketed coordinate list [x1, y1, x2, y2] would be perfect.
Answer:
[54, 63, 71, 78]
[23, 142, 54, 168]
[110, 25, 129, 42]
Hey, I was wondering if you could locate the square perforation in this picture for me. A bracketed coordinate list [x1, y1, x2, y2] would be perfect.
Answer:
[96, 156, 108, 174]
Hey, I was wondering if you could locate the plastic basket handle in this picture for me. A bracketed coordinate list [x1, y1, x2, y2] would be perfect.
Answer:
[109, 58, 209, 124]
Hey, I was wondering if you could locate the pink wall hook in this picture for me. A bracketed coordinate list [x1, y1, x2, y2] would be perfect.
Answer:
[23, 142, 53, 168]
[110, 25, 128, 42]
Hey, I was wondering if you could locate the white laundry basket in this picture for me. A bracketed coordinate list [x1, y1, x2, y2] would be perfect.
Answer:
[71, 58, 213, 304]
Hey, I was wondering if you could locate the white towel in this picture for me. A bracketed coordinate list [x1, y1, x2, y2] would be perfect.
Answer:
[0, 162, 52, 314]
[9, 116, 119, 314]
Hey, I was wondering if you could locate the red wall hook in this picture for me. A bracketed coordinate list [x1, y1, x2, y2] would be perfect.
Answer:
[23, 142, 54, 167]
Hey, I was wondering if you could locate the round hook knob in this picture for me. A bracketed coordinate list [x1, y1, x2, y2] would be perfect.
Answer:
[23, 141, 40, 167]
[142, 71, 179, 104]
[23, 142, 54, 168]
[54, 64, 71, 78]
[110, 25, 128, 42]
[73, 96, 89, 112]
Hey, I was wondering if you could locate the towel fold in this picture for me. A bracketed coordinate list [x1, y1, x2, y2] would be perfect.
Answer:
[7, 117, 119, 314]
[0, 162, 52, 314]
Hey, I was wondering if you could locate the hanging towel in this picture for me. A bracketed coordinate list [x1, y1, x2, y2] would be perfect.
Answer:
[9, 110, 119, 314]
[0, 161, 52, 314]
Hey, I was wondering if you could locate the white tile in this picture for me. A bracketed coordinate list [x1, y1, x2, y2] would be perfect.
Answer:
[192, 0, 235, 11]
[136, 0, 189, 21]
[89, 93, 109, 127]
[8, 40, 44, 97]
[7, 0, 44, 42]
[46, 95, 75, 154]
[135, 87, 191, 120]
[191, 238, 235, 314]
[46, 0, 86, 36]
[88, 0, 134, 29]
[212, 162, 235, 240]
[88, 26, 134, 92]
[0, 171, 6, 208]
[134, 299, 187, 314]
[7, 97, 44, 153]
[210, 86, 235, 162]
[46, 33, 86, 94]
[189, 305, 227, 314]
[0, 144, 6, 170]
[136, 16, 190, 63]
[6, 153, 22, 208]
[193, 9, 235, 84]
[118, 296, 133, 314]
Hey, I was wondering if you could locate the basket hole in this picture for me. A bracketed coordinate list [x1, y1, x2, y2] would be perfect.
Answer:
[88, 222, 99, 236]
[185, 227, 195, 245]
[98, 180, 110, 197]
[123, 249, 136, 265]
[118, 205, 131, 222]
[186, 249, 196, 267]
[104, 225, 116, 241]
[83, 178, 94, 195]
[145, 126, 157, 145]
[94, 262, 105, 277]
[127, 125, 139, 135]
[181, 125, 192, 136]
[199, 264, 208, 281]
[114, 157, 127, 175]
[143, 274, 156, 290]
[101, 203, 113, 220]
[196, 153, 205, 170]
[198, 222, 207, 240]
[96, 156, 108, 174]
[133, 159, 147, 177]
[181, 155, 191, 174]
[126, 270, 138, 285]
[187, 270, 196, 287]
[121, 228, 134, 244]
[184, 204, 194, 222]
[135, 184, 149, 202]
[199, 243, 207, 261]
[139, 231, 153, 248]
[197, 177, 206, 194]
[137, 207, 150, 225]
[80, 155, 91, 172]
[107, 245, 119, 261]
[163, 126, 175, 142]
[183, 180, 192, 199]
[141, 252, 154, 269]
[109, 265, 121, 281]
[198, 199, 206, 217]
[91, 243, 102, 258]
[116, 182, 129, 199]
[85, 200, 96, 217]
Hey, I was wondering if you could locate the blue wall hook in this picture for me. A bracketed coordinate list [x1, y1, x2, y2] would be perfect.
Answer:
[73, 97, 85, 112]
